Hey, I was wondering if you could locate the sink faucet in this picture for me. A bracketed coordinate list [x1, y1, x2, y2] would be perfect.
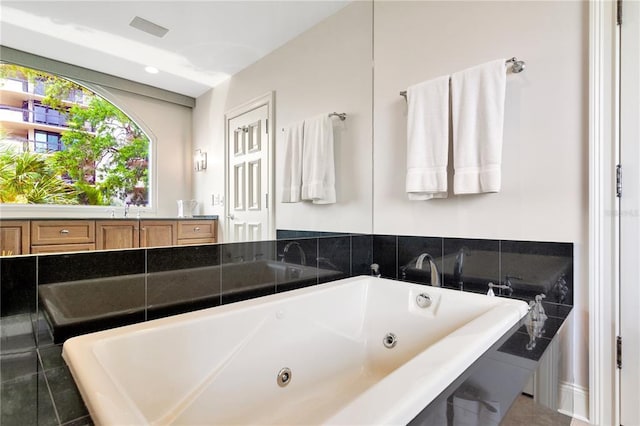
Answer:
[453, 247, 470, 290]
[281, 241, 306, 266]
[124, 202, 130, 218]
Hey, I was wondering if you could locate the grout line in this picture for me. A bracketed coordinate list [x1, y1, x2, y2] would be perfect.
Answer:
[37, 348, 62, 426]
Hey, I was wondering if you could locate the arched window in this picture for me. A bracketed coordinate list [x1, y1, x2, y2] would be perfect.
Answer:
[0, 64, 150, 207]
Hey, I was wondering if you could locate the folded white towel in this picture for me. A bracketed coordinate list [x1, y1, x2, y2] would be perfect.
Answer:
[451, 59, 506, 194]
[301, 114, 336, 204]
[406, 75, 450, 200]
[281, 120, 304, 203]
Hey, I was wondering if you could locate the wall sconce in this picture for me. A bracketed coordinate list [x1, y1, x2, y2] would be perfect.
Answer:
[194, 149, 207, 172]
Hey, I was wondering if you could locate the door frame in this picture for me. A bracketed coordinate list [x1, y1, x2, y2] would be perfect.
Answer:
[224, 92, 275, 241]
[589, 1, 619, 425]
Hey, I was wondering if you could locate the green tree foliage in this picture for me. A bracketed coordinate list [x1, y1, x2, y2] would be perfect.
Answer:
[0, 64, 150, 206]
[0, 148, 77, 204]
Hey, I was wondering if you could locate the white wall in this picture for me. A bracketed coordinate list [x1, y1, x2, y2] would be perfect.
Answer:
[192, 2, 373, 241]
[107, 87, 193, 217]
[373, 0, 589, 397]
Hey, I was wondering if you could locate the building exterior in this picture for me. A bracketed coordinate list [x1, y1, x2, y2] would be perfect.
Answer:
[0, 72, 90, 154]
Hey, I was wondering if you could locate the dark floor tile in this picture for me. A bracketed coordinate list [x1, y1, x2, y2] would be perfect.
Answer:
[34, 312, 54, 347]
[1, 314, 36, 354]
[1, 349, 38, 383]
[62, 415, 94, 426]
[0, 372, 58, 426]
[45, 366, 88, 424]
[38, 345, 64, 371]
[372, 235, 397, 279]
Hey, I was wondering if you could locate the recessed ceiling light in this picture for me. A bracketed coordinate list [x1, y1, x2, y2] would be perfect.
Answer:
[145, 66, 159, 74]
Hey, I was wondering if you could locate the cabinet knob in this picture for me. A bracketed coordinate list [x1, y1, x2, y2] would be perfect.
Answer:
[60, 229, 70, 234]
[194, 227, 200, 232]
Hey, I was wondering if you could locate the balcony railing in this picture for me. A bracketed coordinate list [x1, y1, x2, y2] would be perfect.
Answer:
[0, 136, 64, 154]
[0, 105, 93, 132]
[2, 77, 88, 105]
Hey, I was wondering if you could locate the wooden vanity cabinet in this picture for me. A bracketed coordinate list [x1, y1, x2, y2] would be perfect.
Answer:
[0, 220, 30, 256]
[177, 220, 217, 246]
[0, 218, 217, 254]
[96, 221, 140, 250]
[30, 220, 95, 253]
[139, 220, 177, 248]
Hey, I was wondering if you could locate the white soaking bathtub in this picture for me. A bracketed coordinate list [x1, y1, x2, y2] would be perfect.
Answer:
[62, 275, 529, 425]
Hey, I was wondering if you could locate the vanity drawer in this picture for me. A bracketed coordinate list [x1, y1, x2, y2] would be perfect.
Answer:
[177, 220, 217, 241]
[31, 221, 95, 245]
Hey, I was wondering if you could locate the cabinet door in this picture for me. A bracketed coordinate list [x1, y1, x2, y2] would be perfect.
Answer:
[140, 221, 177, 248]
[96, 221, 139, 250]
[0, 221, 30, 255]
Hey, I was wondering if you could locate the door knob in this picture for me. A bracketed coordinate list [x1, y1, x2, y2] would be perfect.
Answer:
[227, 214, 235, 220]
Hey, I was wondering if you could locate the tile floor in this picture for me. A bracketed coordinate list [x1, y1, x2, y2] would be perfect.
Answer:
[501, 394, 586, 426]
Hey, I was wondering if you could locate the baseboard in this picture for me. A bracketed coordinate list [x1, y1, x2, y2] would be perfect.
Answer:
[558, 381, 590, 422]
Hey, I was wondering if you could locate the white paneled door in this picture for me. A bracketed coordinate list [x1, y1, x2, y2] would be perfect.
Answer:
[620, 1, 640, 425]
[226, 103, 271, 242]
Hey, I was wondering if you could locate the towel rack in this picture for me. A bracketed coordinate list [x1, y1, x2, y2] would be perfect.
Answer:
[399, 57, 526, 98]
[328, 112, 347, 120]
[281, 112, 347, 131]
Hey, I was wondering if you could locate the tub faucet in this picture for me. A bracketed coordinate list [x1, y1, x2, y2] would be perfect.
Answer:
[281, 242, 306, 266]
[370, 263, 381, 277]
[415, 253, 440, 287]
[453, 247, 470, 290]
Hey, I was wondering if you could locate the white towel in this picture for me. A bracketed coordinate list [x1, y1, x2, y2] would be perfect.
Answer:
[451, 59, 506, 194]
[281, 120, 304, 203]
[406, 75, 450, 200]
[301, 114, 336, 204]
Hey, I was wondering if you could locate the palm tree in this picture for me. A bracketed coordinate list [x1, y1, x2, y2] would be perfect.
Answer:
[0, 148, 77, 204]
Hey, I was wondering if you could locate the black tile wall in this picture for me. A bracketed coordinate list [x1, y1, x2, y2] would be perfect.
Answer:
[1, 256, 37, 317]
[442, 238, 500, 293]
[275, 238, 319, 292]
[372, 235, 398, 279]
[37, 249, 145, 284]
[317, 236, 351, 283]
[397, 236, 443, 285]
[221, 240, 277, 304]
[146, 244, 221, 319]
[0, 233, 574, 425]
[351, 234, 373, 276]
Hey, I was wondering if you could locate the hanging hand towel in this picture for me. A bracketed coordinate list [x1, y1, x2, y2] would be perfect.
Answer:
[451, 59, 506, 194]
[281, 120, 304, 203]
[406, 75, 450, 200]
[301, 114, 336, 204]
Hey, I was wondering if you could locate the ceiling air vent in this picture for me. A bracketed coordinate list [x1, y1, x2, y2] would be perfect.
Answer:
[129, 16, 169, 38]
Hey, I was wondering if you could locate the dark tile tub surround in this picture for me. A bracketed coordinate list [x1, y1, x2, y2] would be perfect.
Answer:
[372, 235, 573, 306]
[146, 244, 221, 320]
[0, 232, 572, 425]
